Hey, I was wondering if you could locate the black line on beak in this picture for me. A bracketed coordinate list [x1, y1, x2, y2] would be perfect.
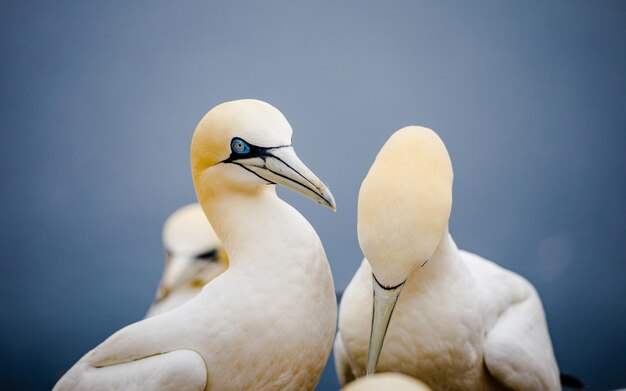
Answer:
[231, 162, 276, 185]
[267, 154, 322, 192]
[221, 139, 321, 192]
[219, 138, 331, 206]
[260, 164, 319, 196]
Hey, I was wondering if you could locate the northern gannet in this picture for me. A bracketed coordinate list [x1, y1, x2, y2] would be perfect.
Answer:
[54, 99, 337, 390]
[342, 373, 432, 391]
[334, 126, 560, 390]
[146, 203, 228, 318]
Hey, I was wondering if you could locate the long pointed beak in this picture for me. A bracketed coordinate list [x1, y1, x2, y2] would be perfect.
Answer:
[366, 274, 405, 375]
[238, 146, 336, 211]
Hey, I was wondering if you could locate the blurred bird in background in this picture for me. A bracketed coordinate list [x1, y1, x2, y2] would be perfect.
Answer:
[146, 203, 228, 318]
[335, 126, 561, 390]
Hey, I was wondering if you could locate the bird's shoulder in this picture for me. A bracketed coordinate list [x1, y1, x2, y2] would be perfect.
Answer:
[459, 249, 534, 303]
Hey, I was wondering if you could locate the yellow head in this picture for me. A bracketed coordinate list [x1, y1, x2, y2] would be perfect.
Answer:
[190, 99, 335, 210]
[358, 126, 453, 288]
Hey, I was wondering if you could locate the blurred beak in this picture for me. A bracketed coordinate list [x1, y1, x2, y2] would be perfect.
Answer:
[366, 274, 405, 375]
[156, 256, 195, 302]
[231, 146, 336, 211]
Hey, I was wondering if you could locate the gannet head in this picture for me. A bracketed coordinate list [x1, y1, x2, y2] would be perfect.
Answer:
[358, 126, 453, 288]
[191, 99, 336, 210]
[156, 203, 228, 302]
[358, 126, 453, 375]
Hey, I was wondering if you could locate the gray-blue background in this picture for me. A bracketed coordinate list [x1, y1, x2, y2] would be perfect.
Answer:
[1, 1, 625, 389]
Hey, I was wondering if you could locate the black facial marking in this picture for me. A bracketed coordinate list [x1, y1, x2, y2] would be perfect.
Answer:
[195, 248, 219, 262]
[373, 273, 406, 291]
[222, 137, 290, 164]
[220, 137, 292, 186]
[231, 162, 277, 185]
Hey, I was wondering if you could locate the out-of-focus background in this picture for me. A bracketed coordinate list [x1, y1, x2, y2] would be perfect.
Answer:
[1, 1, 625, 389]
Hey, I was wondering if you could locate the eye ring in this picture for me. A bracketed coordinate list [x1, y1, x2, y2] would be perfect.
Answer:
[231, 138, 251, 154]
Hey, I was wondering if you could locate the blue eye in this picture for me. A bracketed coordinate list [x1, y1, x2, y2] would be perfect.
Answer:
[231, 138, 250, 154]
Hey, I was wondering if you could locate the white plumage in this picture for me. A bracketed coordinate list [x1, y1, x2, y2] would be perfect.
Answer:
[146, 203, 228, 318]
[335, 126, 560, 390]
[54, 99, 337, 390]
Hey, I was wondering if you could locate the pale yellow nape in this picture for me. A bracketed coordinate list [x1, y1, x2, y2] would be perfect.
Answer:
[342, 373, 432, 391]
[357, 126, 453, 287]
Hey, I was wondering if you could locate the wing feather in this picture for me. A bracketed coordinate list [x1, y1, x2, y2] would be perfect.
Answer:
[484, 291, 560, 391]
[54, 349, 207, 391]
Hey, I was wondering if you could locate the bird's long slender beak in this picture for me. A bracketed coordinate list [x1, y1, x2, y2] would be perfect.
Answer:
[366, 274, 405, 375]
[235, 146, 336, 211]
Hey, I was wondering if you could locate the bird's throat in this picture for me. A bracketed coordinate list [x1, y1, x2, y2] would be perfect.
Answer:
[198, 186, 315, 270]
